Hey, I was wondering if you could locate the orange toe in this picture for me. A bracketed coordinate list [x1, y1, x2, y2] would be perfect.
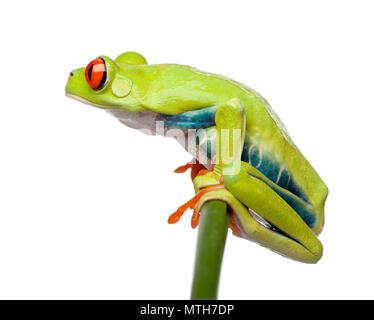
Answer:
[174, 163, 192, 173]
[168, 199, 194, 224]
[191, 209, 200, 229]
[168, 184, 226, 228]
[174, 159, 208, 181]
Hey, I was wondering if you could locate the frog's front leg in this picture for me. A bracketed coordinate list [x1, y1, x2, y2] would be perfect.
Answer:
[168, 97, 246, 226]
[193, 97, 246, 189]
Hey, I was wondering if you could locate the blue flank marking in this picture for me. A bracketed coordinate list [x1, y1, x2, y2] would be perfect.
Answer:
[242, 139, 316, 228]
[277, 169, 290, 188]
[242, 139, 310, 203]
[279, 192, 317, 228]
[253, 154, 280, 183]
[248, 173, 316, 228]
[159, 105, 218, 130]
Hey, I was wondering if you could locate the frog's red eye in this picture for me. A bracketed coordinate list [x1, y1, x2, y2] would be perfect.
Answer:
[85, 57, 107, 90]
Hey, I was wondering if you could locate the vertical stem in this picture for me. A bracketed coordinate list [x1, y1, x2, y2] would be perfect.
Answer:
[190, 200, 229, 300]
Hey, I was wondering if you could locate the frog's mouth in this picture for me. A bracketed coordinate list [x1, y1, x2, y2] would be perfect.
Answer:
[65, 93, 114, 109]
[66, 92, 122, 109]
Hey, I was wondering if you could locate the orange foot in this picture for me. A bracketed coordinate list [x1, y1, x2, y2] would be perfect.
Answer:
[168, 180, 225, 229]
[174, 159, 209, 181]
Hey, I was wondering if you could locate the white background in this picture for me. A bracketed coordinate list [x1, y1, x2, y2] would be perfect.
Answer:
[0, 0, 373, 299]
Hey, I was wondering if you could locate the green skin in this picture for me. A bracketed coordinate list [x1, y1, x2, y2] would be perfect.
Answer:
[66, 52, 328, 263]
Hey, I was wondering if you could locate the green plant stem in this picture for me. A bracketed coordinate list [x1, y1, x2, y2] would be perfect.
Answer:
[190, 200, 229, 300]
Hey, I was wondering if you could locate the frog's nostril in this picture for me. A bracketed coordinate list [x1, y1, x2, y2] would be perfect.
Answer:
[70, 71, 74, 77]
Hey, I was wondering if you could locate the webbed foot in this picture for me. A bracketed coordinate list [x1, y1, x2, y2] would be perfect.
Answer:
[168, 180, 225, 228]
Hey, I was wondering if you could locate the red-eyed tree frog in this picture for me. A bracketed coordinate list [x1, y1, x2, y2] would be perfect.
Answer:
[65, 52, 328, 263]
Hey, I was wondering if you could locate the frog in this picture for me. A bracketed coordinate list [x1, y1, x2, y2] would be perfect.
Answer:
[65, 51, 328, 263]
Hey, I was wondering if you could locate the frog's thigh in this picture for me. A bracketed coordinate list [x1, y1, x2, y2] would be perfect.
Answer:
[194, 190, 321, 263]
[222, 166, 323, 263]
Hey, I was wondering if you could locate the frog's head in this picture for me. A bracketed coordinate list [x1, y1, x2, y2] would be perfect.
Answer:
[65, 52, 148, 112]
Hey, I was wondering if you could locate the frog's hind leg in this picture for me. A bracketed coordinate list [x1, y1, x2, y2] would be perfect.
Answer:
[222, 161, 323, 263]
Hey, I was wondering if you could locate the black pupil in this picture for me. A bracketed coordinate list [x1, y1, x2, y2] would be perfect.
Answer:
[87, 64, 94, 81]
